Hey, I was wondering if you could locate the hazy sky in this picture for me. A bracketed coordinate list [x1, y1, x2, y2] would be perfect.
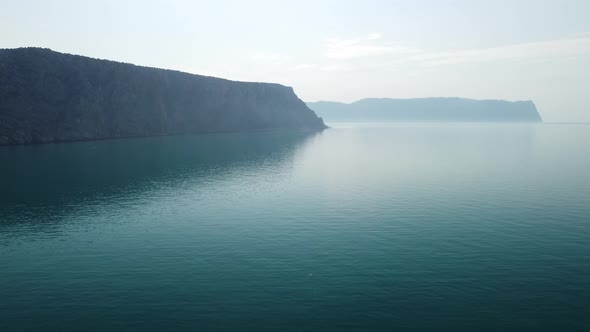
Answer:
[1, 0, 589, 121]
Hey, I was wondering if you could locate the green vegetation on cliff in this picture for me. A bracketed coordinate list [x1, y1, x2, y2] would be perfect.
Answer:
[0, 48, 325, 145]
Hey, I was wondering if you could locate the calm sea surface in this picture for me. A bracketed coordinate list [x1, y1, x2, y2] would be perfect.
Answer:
[1, 123, 589, 331]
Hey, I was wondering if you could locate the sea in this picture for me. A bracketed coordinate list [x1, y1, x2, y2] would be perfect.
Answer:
[1, 123, 589, 331]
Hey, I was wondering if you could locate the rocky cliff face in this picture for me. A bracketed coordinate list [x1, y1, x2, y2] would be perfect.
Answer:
[308, 98, 543, 123]
[0, 48, 326, 145]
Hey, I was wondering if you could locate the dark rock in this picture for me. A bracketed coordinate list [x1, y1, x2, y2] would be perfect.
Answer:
[0, 47, 326, 145]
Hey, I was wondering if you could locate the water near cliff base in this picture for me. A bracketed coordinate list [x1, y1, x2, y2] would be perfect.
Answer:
[1, 123, 589, 331]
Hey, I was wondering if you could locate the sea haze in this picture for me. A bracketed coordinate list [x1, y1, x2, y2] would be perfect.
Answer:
[1, 123, 589, 331]
[308, 98, 543, 123]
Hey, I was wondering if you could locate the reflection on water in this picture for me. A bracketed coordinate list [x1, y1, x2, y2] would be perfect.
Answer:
[0, 131, 318, 227]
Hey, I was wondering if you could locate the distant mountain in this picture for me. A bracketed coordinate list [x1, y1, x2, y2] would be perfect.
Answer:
[0, 48, 326, 145]
[307, 98, 542, 123]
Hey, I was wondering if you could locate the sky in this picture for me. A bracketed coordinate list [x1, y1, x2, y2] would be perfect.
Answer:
[1, 0, 589, 122]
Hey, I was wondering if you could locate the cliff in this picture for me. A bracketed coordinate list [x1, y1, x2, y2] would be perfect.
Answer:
[307, 98, 542, 123]
[0, 48, 326, 145]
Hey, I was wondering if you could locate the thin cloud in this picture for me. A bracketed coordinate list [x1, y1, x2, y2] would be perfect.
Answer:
[570, 31, 590, 38]
[250, 52, 291, 64]
[412, 36, 590, 66]
[320, 33, 590, 69]
[290, 63, 317, 71]
[367, 33, 382, 40]
[324, 36, 416, 59]
[251, 35, 590, 75]
[319, 63, 353, 72]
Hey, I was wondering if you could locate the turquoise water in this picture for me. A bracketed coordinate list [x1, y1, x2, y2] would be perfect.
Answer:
[1, 123, 589, 331]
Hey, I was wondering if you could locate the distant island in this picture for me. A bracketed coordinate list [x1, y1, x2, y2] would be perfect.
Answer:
[0, 48, 326, 145]
[307, 98, 543, 123]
